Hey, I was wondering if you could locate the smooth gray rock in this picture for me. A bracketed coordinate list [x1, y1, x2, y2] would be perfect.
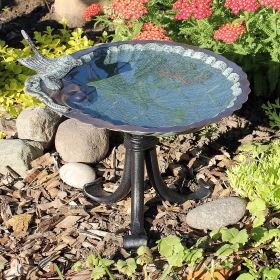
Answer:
[54, 0, 106, 27]
[0, 139, 44, 177]
[55, 119, 109, 163]
[16, 106, 62, 144]
[59, 162, 96, 189]
[186, 197, 247, 230]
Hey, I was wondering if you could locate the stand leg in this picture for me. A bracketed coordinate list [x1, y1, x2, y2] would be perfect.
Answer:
[145, 148, 212, 203]
[83, 149, 131, 203]
[123, 148, 147, 249]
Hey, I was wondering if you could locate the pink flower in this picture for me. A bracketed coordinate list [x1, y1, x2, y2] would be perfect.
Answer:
[133, 22, 172, 41]
[173, 0, 212, 20]
[225, 0, 260, 14]
[108, 0, 148, 20]
[260, 0, 280, 12]
[83, 3, 101, 21]
[214, 22, 246, 43]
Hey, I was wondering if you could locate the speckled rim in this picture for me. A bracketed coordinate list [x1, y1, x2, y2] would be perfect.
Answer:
[52, 40, 250, 136]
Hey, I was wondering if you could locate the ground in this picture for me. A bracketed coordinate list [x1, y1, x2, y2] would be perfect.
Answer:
[0, 1, 279, 279]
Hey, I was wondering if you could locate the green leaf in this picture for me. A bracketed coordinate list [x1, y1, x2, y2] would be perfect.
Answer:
[247, 198, 267, 213]
[221, 228, 248, 245]
[221, 228, 239, 243]
[136, 246, 153, 265]
[216, 243, 239, 257]
[247, 198, 267, 227]
[251, 227, 267, 242]
[117, 258, 137, 277]
[86, 255, 99, 268]
[72, 261, 83, 272]
[157, 236, 186, 267]
[260, 267, 280, 280]
[253, 228, 280, 247]
[100, 259, 114, 267]
[231, 229, 249, 245]
[91, 266, 106, 280]
[236, 273, 255, 280]
[184, 248, 204, 266]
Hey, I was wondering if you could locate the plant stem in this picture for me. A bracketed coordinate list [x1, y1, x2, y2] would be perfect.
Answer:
[54, 264, 64, 280]
[159, 265, 173, 280]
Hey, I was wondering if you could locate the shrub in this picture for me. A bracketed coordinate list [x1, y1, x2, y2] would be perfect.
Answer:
[0, 23, 93, 117]
[262, 98, 280, 130]
[227, 140, 280, 210]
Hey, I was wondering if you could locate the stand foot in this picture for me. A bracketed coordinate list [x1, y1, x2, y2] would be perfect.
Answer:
[123, 234, 148, 249]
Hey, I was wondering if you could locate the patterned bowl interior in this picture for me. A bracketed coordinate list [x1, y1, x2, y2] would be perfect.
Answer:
[60, 43, 247, 129]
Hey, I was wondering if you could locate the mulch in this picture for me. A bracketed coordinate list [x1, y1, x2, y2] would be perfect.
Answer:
[0, 97, 279, 279]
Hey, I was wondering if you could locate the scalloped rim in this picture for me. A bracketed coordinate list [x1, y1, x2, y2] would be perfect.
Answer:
[26, 40, 250, 136]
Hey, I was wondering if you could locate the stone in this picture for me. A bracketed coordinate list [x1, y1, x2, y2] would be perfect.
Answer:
[16, 106, 62, 145]
[59, 162, 96, 189]
[0, 139, 44, 177]
[54, 0, 107, 27]
[55, 119, 109, 163]
[186, 197, 247, 230]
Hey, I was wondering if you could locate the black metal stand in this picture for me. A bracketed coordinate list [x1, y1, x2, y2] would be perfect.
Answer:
[84, 134, 211, 249]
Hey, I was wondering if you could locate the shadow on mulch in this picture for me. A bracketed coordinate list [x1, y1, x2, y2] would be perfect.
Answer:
[1, 0, 16, 8]
[0, 4, 61, 47]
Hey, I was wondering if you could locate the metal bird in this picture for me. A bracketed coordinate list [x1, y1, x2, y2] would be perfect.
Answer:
[18, 30, 82, 91]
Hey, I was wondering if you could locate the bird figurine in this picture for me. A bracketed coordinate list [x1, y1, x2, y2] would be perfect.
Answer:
[18, 30, 83, 91]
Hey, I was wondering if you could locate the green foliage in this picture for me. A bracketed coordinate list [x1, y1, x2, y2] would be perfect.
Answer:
[116, 258, 137, 278]
[0, 24, 93, 117]
[0, 131, 5, 139]
[262, 98, 280, 130]
[247, 198, 267, 227]
[157, 236, 185, 267]
[227, 140, 280, 210]
[237, 257, 280, 280]
[86, 254, 115, 280]
[214, 228, 249, 257]
[136, 246, 153, 265]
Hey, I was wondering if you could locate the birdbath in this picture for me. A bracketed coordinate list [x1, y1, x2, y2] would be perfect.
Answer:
[19, 31, 250, 249]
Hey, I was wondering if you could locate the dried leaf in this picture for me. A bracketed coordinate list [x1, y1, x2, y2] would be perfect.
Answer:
[5, 214, 32, 237]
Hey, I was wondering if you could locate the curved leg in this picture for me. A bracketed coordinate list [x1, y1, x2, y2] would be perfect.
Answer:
[145, 148, 212, 204]
[83, 149, 131, 204]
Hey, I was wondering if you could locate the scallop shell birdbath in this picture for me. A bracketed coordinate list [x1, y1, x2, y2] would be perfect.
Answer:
[19, 30, 250, 249]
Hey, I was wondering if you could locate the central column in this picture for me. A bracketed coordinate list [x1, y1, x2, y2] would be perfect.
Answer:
[123, 134, 158, 249]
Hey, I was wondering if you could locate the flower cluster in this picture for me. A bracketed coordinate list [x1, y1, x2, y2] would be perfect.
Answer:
[214, 22, 246, 43]
[83, 3, 101, 21]
[108, 0, 148, 20]
[133, 22, 172, 41]
[224, 0, 260, 14]
[260, 0, 280, 12]
[173, 0, 212, 20]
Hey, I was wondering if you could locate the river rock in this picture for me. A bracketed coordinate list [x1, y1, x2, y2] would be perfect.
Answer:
[16, 106, 62, 145]
[59, 162, 96, 189]
[186, 197, 247, 230]
[55, 119, 109, 163]
[0, 139, 44, 177]
[54, 0, 106, 27]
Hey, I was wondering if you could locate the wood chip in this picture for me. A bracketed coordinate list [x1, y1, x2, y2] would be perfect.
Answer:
[55, 216, 81, 229]
[24, 168, 41, 184]
[31, 153, 54, 168]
